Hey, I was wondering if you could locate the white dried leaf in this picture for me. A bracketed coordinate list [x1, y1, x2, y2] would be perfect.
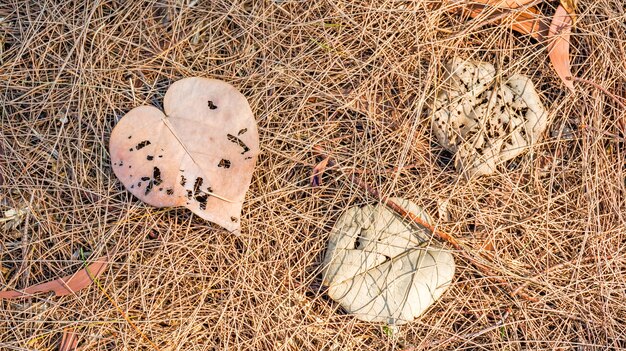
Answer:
[321, 198, 455, 325]
[432, 57, 548, 177]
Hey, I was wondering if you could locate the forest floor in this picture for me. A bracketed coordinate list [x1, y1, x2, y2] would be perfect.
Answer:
[1, 0, 625, 350]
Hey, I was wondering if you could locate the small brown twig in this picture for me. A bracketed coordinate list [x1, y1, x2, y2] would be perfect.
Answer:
[569, 76, 626, 133]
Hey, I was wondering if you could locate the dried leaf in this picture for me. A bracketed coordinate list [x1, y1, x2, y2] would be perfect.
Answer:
[432, 57, 548, 177]
[560, 0, 576, 15]
[0, 257, 108, 299]
[59, 328, 78, 351]
[472, 0, 538, 9]
[464, 5, 549, 40]
[321, 198, 455, 324]
[310, 156, 331, 187]
[509, 6, 549, 39]
[548, 5, 575, 93]
[109, 78, 260, 231]
[481, 239, 495, 251]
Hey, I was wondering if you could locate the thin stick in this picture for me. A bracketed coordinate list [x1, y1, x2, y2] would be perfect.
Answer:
[349, 174, 539, 302]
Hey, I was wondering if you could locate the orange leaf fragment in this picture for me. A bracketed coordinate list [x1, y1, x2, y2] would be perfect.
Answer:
[509, 6, 549, 39]
[548, 5, 575, 93]
[462, 4, 549, 40]
[0, 256, 108, 299]
[472, 0, 538, 9]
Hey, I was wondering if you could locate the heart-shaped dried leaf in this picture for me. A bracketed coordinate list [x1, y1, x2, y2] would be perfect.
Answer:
[321, 198, 455, 325]
[0, 257, 108, 299]
[548, 5, 575, 93]
[109, 78, 260, 231]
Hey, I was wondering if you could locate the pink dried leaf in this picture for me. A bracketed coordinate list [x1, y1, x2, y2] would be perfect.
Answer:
[109, 78, 260, 232]
[548, 5, 575, 93]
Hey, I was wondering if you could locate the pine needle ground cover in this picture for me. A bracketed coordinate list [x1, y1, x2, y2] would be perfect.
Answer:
[1, 1, 625, 349]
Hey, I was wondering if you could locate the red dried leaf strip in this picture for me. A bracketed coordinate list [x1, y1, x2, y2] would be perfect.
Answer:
[0, 256, 108, 299]
[548, 5, 575, 93]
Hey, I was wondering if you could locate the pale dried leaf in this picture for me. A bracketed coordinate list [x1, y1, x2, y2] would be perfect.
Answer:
[548, 5, 575, 93]
[321, 198, 455, 325]
[431, 57, 548, 177]
[0, 257, 108, 299]
[109, 78, 260, 231]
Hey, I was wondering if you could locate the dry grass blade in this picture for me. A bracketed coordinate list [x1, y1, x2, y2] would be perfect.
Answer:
[548, 5, 575, 92]
[0, 257, 108, 299]
[2, 0, 625, 349]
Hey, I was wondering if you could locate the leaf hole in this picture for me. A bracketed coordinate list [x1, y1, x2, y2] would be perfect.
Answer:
[180, 175, 187, 186]
[147, 155, 154, 161]
[144, 181, 154, 195]
[218, 159, 231, 169]
[227, 134, 250, 154]
[208, 100, 218, 110]
[136, 140, 151, 150]
[193, 177, 203, 193]
[195, 193, 209, 210]
[153, 167, 162, 185]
